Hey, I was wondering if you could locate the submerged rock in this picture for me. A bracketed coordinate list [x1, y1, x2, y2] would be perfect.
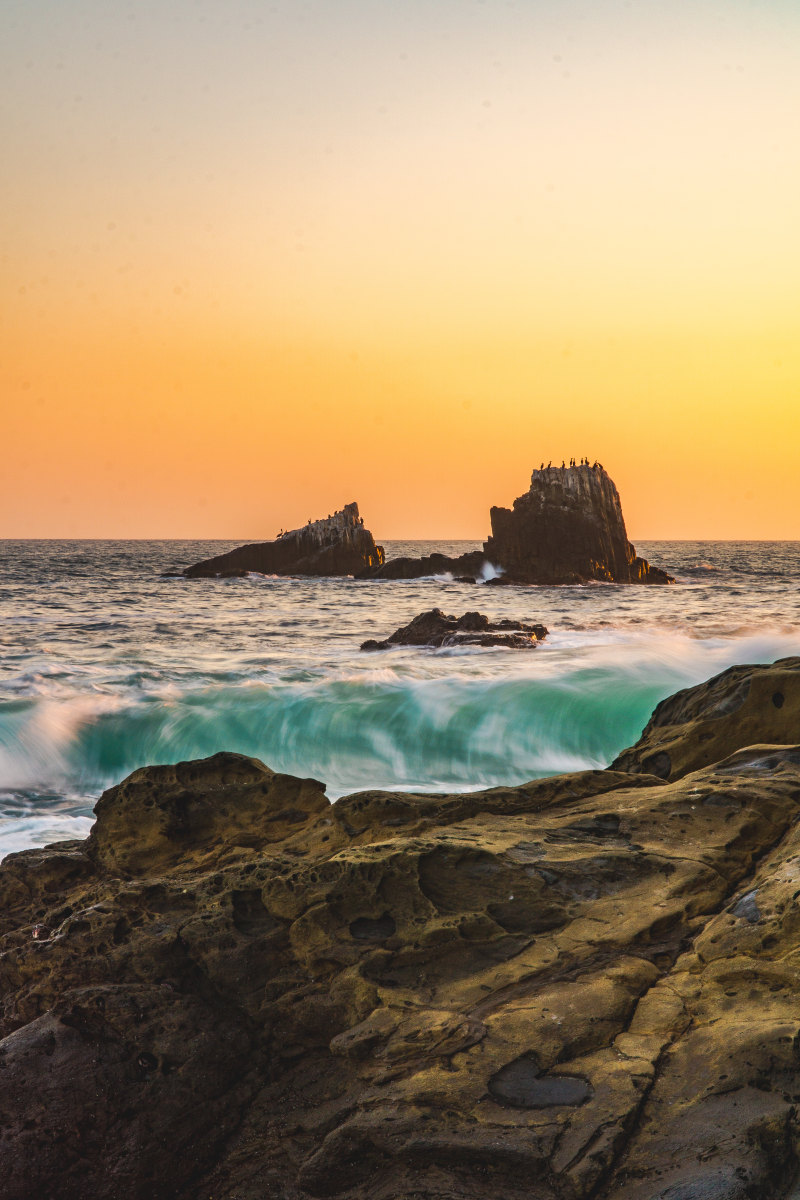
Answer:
[360, 607, 548, 650]
[485, 463, 673, 584]
[184, 503, 384, 578]
[4, 662, 800, 1197]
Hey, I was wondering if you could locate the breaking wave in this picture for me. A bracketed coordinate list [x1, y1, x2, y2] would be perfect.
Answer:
[2, 629, 797, 832]
[3, 537, 800, 857]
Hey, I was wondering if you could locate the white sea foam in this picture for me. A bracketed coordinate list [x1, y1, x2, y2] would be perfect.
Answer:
[2, 538, 800, 858]
[0, 814, 94, 858]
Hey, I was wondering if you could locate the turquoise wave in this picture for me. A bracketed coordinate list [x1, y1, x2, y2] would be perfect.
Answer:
[0, 668, 673, 802]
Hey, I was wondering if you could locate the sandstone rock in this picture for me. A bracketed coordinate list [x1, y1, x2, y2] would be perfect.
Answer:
[184, 503, 384, 578]
[87, 751, 329, 874]
[484, 464, 673, 584]
[610, 656, 800, 781]
[6, 674, 800, 1199]
[360, 608, 548, 651]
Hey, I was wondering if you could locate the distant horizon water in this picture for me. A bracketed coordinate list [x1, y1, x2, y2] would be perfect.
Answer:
[2, 538, 799, 859]
[4, 537, 798, 544]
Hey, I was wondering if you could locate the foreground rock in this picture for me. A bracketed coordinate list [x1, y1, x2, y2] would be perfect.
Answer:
[185, 503, 384, 578]
[611, 655, 800, 780]
[5, 662, 800, 1196]
[485, 463, 673, 584]
[361, 608, 548, 651]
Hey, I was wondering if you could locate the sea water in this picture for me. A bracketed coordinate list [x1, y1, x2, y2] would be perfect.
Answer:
[1, 539, 799, 858]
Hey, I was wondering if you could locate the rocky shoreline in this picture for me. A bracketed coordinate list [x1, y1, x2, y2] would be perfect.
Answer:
[2, 659, 800, 1197]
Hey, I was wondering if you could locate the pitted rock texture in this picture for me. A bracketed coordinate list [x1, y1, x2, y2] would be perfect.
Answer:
[484, 464, 673, 584]
[5, 662, 800, 1199]
[184, 503, 384, 578]
[611, 656, 800, 781]
[360, 608, 548, 651]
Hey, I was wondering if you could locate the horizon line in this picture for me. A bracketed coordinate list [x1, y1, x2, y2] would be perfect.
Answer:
[2, 536, 800, 545]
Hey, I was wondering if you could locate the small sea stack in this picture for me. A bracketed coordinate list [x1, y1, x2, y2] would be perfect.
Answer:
[360, 608, 548, 650]
[359, 463, 673, 585]
[484, 463, 674, 585]
[184, 502, 384, 578]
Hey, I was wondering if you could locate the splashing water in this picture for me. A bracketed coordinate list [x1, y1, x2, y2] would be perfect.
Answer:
[1, 538, 800, 857]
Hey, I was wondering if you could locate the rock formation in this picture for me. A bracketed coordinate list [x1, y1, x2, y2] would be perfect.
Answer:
[361, 464, 673, 585]
[5, 661, 800, 1198]
[364, 550, 486, 581]
[484, 464, 673, 584]
[361, 608, 548, 651]
[610, 656, 800, 780]
[184, 503, 384, 578]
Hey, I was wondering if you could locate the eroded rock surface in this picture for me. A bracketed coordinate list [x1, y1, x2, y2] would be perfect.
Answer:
[184, 503, 384, 578]
[611, 656, 800, 781]
[485, 464, 673, 584]
[5, 658, 800, 1198]
[360, 608, 548, 651]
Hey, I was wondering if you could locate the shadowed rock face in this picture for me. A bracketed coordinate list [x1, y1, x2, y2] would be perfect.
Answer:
[184, 503, 384, 578]
[361, 465, 673, 585]
[364, 550, 486, 581]
[5, 663, 800, 1198]
[485, 464, 673, 584]
[360, 608, 548, 651]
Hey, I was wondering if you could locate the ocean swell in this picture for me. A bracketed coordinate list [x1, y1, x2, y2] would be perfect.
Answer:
[2, 630, 796, 824]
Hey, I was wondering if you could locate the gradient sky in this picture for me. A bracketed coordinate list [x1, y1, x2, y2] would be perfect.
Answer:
[2, 0, 799, 538]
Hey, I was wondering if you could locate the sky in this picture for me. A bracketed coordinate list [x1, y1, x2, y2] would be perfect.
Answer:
[2, 0, 799, 538]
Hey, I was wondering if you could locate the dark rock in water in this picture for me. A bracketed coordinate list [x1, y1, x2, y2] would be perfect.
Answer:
[362, 549, 486, 581]
[484, 463, 673, 584]
[359, 464, 673, 585]
[361, 607, 547, 651]
[611, 656, 800, 781]
[184, 502, 384, 578]
[7, 673, 800, 1199]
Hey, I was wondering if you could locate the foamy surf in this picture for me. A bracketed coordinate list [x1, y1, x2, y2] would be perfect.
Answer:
[2, 538, 800, 857]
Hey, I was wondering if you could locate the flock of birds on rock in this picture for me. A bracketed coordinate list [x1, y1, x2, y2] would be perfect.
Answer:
[538, 458, 604, 470]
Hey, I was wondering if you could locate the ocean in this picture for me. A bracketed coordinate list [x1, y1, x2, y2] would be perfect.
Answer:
[1, 539, 799, 859]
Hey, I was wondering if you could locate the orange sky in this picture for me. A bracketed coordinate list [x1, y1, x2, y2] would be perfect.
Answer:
[3, 0, 800, 538]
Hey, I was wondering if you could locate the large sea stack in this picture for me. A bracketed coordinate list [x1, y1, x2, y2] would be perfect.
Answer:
[4, 659, 800, 1197]
[484, 463, 673, 584]
[185, 503, 384, 578]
